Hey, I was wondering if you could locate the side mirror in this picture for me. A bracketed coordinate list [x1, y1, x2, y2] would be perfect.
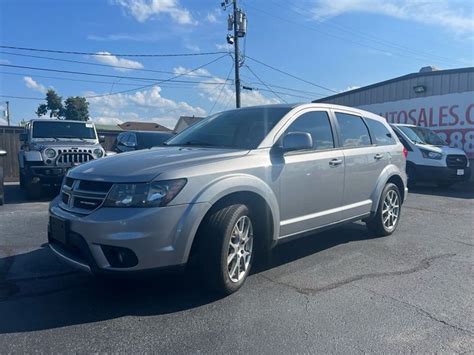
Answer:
[99, 135, 106, 143]
[282, 132, 313, 152]
[19, 133, 28, 142]
[0, 149, 6, 157]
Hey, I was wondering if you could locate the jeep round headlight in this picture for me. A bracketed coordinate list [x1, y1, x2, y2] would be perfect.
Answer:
[93, 148, 104, 158]
[44, 148, 56, 159]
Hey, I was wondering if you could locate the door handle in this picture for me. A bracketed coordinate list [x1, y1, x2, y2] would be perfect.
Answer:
[329, 158, 343, 167]
[374, 153, 384, 160]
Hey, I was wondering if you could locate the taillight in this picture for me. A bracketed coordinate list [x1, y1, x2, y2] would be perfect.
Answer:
[403, 147, 408, 158]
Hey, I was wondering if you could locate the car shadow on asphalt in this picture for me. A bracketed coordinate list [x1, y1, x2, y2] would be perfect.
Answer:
[3, 184, 59, 205]
[0, 223, 377, 334]
[409, 181, 474, 199]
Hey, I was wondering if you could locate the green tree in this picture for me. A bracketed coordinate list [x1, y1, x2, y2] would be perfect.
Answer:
[64, 96, 89, 121]
[36, 90, 90, 121]
[36, 89, 64, 118]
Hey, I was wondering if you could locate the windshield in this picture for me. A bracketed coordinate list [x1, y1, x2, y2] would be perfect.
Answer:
[166, 107, 292, 149]
[32, 121, 97, 140]
[398, 126, 446, 146]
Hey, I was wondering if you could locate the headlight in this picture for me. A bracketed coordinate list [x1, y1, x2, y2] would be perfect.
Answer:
[44, 148, 57, 159]
[103, 179, 187, 208]
[420, 149, 442, 160]
[93, 148, 104, 158]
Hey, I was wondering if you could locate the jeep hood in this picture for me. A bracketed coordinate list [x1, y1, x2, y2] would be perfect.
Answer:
[68, 147, 248, 182]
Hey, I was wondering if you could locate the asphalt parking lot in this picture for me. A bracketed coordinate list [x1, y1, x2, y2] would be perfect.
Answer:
[0, 182, 473, 353]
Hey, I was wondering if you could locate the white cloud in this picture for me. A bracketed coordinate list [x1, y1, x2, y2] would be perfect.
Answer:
[309, 0, 474, 34]
[215, 43, 232, 51]
[206, 9, 221, 23]
[342, 85, 361, 92]
[23, 76, 48, 94]
[86, 85, 206, 129]
[194, 70, 280, 110]
[93, 52, 144, 71]
[184, 43, 200, 52]
[112, 0, 196, 25]
[173, 66, 211, 77]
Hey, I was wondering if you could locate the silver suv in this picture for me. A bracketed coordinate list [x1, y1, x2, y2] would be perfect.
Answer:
[48, 103, 407, 294]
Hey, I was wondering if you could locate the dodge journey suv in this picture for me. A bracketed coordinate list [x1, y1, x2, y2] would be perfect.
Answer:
[49, 103, 407, 294]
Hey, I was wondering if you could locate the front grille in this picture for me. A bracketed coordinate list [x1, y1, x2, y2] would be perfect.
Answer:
[57, 152, 93, 166]
[446, 155, 467, 168]
[59, 178, 112, 214]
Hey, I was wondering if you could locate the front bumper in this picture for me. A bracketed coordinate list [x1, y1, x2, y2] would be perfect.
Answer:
[25, 165, 66, 185]
[413, 165, 471, 183]
[48, 197, 211, 274]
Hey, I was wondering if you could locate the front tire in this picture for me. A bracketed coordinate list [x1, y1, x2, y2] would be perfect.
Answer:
[366, 183, 401, 236]
[199, 204, 255, 295]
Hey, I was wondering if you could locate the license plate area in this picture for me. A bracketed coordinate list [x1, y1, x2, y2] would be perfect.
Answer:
[50, 216, 69, 244]
[457, 169, 464, 176]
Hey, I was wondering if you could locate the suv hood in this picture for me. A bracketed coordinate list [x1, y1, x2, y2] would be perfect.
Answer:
[418, 144, 467, 156]
[68, 146, 248, 182]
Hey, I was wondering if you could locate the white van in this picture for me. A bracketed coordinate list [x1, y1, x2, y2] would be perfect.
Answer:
[391, 124, 470, 187]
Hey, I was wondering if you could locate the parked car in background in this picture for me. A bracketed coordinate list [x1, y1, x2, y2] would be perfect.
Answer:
[49, 103, 407, 295]
[391, 124, 470, 187]
[0, 149, 6, 205]
[18, 119, 106, 199]
[112, 131, 174, 153]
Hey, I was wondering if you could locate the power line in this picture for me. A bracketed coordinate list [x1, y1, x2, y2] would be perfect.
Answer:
[267, 0, 457, 65]
[0, 51, 220, 79]
[244, 64, 287, 103]
[241, 83, 313, 100]
[0, 62, 230, 86]
[85, 54, 230, 98]
[0, 45, 228, 58]
[0, 95, 43, 101]
[0, 71, 222, 89]
[247, 4, 454, 67]
[209, 63, 234, 115]
[246, 56, 338, 93]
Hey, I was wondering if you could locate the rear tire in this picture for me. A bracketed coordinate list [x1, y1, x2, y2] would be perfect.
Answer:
[197, 204, 255, 295]
[366, 183, 401, 236]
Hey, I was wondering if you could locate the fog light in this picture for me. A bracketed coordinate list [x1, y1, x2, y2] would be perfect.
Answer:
[101, 245, 138, 268]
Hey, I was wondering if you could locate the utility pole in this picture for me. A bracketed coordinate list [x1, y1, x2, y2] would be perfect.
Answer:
[232, 0, 241, 108]
[2, 101, 10, 126]
[222, 0, 247, 108]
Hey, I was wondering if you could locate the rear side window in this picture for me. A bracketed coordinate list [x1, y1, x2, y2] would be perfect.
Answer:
[365, 118, 396, 146]
[285, 111, 334, 150]
[335, 112, 371, 148]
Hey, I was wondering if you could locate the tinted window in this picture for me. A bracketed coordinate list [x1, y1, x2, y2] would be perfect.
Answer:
[365, 118, 396, 146]
[285, 111, 334, 150]
[117, 133, 129, 144]
[128, 133, 137, 145]
[32, 121, 96, 139]
[138, 132, 173, 148]
[167, 107, 292, 149]
[335, 113, 371, 148]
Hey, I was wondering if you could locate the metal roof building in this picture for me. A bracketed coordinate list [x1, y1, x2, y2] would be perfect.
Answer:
[314, 66, 474, 159]
[313, 66, 474, 107]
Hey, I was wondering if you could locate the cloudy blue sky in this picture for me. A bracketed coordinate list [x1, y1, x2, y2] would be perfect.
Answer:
[0, 0, 473, 128]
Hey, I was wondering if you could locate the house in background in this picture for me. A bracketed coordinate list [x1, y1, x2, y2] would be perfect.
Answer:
[174, 116, 204, 134]
[119, 121, 172, 132]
